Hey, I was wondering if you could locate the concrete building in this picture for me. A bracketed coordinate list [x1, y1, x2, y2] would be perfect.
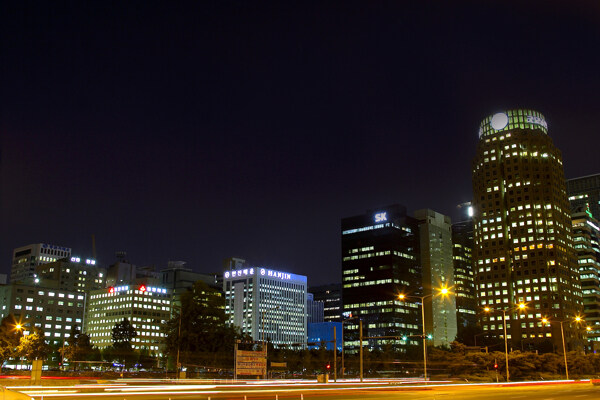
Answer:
[223, 266, 307, 347]
[472, 109, 583, 351]
[414, 209, 457, 347]
[567, 174, 600, 221]
[11, 243, 71, 283]
[341, 204, 421, 352]
[85, 283, 171, 353]
[0, 283, 85, 346]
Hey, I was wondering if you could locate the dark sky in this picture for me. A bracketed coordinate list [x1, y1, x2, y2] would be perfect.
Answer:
[1, 1, 599, 286]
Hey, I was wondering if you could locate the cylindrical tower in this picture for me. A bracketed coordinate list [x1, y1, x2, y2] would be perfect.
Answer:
[472, 109, 583, 351]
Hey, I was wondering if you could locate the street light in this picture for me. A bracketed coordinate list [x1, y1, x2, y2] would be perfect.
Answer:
[484, 303, 526, 382]
[541, 316, 585, 380]
[398, 286, 452, 381]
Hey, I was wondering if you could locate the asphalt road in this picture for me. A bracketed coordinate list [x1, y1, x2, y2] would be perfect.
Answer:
[16, 381, 600, 400]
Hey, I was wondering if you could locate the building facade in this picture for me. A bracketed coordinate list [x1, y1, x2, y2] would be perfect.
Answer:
[223, 266, 307, 347]
[11, 243, 72, 283]
[307, 293, 325, 323]
[452, 203, 478, 333]
[571, 208, 600, 350]
[34, 256, 106, 293]
[0, 284, 85, 346]
[567, 174, 600, 221]
[341, 204, 421, 352]
[472, 109, 583, 350]
[309, 283, 342, 322]
[85, 284, 171, 353]
[414, 209, 457, 347]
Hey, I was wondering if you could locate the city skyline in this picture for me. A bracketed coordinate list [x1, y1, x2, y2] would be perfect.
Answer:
[2, 2, 600, 286]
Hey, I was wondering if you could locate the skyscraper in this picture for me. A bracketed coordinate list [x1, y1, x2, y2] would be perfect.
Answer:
[414, 209, 457, 347]
[452, 203, 477, 333]
[223, 266, 307, 347]
[472, 109, 583, 350]
[571, 208, 600, 350]
[567, 174, 600, 221]
[341, 204, 421, 352]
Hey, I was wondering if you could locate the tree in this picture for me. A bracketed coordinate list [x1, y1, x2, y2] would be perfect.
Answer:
[112, 319, 137, 345]
[0, 315, 23, 367]
[110, 318, 138, 369]
[163, 281, 242, 369]
[61, 325, 94, 370]
[18, 327, 49, 362]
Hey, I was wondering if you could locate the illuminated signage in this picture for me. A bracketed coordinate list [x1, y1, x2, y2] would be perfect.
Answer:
[107, 285, 166, 294]
[525, 114, 548, 129]
[374, 212, 387, 222]
[224, 267, 293, 280]
[490, 112, 509, 130]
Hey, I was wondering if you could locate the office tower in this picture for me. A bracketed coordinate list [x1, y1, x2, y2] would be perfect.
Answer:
[341, 204, 421, 352]
[223, 266, 307, 347]
[309, 283, 342, 322]
[571, 208, 600, 350]
[85, 283, 171, 352]
[307, 293, 325, 323]
[34, 256, 106, 293]
[472, 109, 583, 350]
[452, 202, 478, 332]
[567, 174, 600, 221]
[0, 284, 85, 347]
[414, 209, 457, 347]
[11, 243, 71, 283]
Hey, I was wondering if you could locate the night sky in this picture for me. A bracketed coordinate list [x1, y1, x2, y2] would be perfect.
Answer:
[2, 1, 599, 286]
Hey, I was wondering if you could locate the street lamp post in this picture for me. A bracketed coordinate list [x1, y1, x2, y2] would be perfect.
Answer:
[541, 316, 585, 380]
[484, 303, 526, 382]
[398, 287, 450, 382]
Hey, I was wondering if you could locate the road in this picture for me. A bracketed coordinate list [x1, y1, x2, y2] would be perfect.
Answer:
[14, 380, 600, 400]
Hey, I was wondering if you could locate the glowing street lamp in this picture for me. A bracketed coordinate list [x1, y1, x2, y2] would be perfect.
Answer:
[398, 286, 452, 381]
[484, 303, 526, 382]
[541, 316, 586, 380]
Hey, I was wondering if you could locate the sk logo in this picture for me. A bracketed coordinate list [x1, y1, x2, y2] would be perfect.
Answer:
[375, 212, 387, 222]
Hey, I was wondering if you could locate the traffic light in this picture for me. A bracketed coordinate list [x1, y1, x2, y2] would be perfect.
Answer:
[494, 358, 498, 369]
[326, 363, 331, 370]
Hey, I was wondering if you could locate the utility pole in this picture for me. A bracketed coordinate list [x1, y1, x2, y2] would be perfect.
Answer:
[333, 325, 337, 382]
[359, 320, 363, 382]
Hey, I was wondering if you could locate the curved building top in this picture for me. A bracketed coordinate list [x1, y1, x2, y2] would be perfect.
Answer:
[478, 109, 548, 139]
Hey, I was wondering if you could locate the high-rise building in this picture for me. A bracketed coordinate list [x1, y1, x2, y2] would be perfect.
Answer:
[567, 174, 600, 221]
[309, 283, 342, 322]
[341, 204, 421, 352]
[452, 203, 478, 332]
[223, 266, 307, 347]
[571, 208, 600, 350]
[472, 109, 583, 350]
[414, 209, 457, 347]
[11, 243, 71, 283]
[85, 283, 171, 353]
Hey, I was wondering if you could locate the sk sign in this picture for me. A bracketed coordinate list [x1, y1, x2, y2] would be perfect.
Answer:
[375, 212, 387, 222]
